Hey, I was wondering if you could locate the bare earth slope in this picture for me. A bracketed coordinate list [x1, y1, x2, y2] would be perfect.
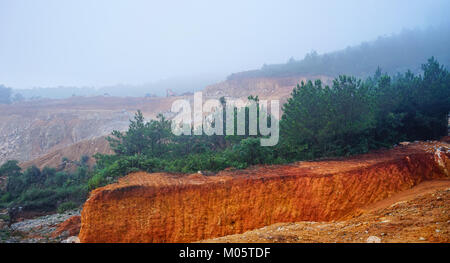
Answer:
[203, 180, 450, 243]
[0, 96, 180, 165]
[19, 136, 112, 170]
[2, 76, 312, 166]
[79, 141, 449, 243]
[2, 75, 329, 167]
[204, 75, 333, 101]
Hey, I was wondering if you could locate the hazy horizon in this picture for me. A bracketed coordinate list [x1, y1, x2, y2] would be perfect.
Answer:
[1, 0, 450, 90]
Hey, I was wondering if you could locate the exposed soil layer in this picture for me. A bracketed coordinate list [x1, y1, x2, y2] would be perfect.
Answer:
[202, 180, 450, 243]
[0, 96, 180, 165]
[204, 75, 333, 101]
[19, 136, 112, 171]
[2, 76, 306, 167]
[79, 141, 450, 243]
[51, 216, 81, 238]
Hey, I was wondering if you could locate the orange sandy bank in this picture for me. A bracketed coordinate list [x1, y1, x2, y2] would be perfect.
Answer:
[79, 141, 449, 243]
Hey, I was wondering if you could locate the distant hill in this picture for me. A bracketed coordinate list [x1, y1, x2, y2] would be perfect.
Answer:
[228, 25, 450, 80]
[12, 73, 223, 99]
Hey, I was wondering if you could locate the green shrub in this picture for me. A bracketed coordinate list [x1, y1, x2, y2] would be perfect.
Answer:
[57, 201, 78, 214]
[80, 155, 90, 165]
[0, 160, 21, 177]
[88, 171, 108, 190]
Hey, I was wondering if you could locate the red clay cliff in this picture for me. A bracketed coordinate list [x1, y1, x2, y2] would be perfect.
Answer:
[79, 141, 450, 243]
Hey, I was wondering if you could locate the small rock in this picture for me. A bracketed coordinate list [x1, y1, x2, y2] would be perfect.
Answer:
[366, 236, 381, 243]
[419, 237, 426, 241]
[435, 229, 441, 233]
[61, 236, 80, 243]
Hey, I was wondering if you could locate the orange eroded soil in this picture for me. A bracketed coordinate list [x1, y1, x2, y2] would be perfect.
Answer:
[202, 181, 450, 243]
[79, 141, 449, 243]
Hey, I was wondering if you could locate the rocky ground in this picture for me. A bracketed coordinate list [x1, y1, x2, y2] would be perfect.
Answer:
[0, 210, 80, 243]
[202, 181, 450, 243]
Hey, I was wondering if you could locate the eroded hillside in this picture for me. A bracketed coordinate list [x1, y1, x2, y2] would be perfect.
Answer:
[0, 96, 180, 165]
[1, 75, 323, 166]
[79, 141, 449, 243]
[19, 136, 112, 170]
[5, 66, 436, 171]
[204, 75, 333, 101]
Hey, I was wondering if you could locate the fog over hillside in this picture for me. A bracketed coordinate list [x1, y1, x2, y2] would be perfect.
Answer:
[11, 73, 223, 99]
[8, 25, 450, 99]
[1, 0, 449, 98]
[228, 26, 450, 80]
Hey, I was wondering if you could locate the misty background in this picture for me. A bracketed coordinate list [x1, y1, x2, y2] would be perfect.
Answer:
[1, 0, 449, 98]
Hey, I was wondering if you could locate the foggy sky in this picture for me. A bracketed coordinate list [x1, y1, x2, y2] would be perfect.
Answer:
[1, 0, 449, 90]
